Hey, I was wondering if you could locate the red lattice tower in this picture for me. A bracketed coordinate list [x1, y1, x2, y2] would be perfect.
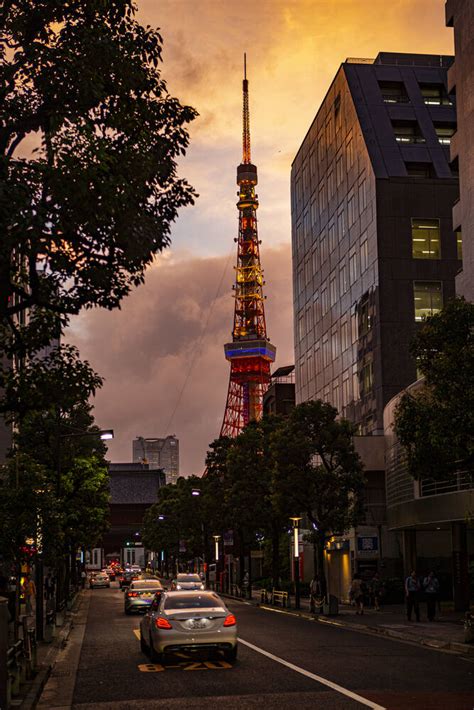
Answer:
[220, 55, 276, 438]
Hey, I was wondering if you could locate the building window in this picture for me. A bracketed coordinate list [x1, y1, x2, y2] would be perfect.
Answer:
[322, 333, 330, 367]
[342, 371, 350, 407]
[325, 116, 333, 146]
[336, 152, 344, 186]
[331, 327, 339, 360]
[304, 256, 311, 285]
[304, 210, 311, 246]
[302, 161, 309, 194]
[358, 178, 367, 213]
[340, 263, 347, 295]
[317, 130, 324, 162]
[311, 195, 318, 227]
[349, 249, 358, 284]
[419, 83, 452, 106]
[328, 221, 336, 253]
[320, 231, 328, 263]
[360, 238, 368, 273]
[405, 162, 435, 178]
[413, 281, 443, 321]
[341, 319, 349, 352]
[348, 191, 355, 227]
[434, 123, 456, 146]
[358, 294, 371, 336]
[392, 120, 425, 144]
[352, 363, 359, 401]
[360, 360, 374, 396]
[328, 169, 335, 200]
[318, 181, 326, 213]
[311, 246, 319, 278]
[306, 304, 313, 334]
[309, 149, 317, 179]
[313, 290, 320, 322]
[296, 219, 303, 249]
[456, 229, 462, 260]
[333, 380, 340, 411]
[411, 218, 440, 259]
[346, 134, 354, 168]
[314, 343, 321, 376]
[321, 286, 328, 315]
[329, 274, 337, 306]
[298, 313, 304, 340]
[337, 208, 346, 239]
[379, 80, 409, 103]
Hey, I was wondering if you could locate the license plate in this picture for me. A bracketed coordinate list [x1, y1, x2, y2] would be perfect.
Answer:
[141, 593, 152, 598]
[191, 619, 206, 629]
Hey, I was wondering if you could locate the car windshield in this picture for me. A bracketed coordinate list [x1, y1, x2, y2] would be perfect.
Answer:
[177, 575, 201, 583]
[164, 594, 224, 610]
[131, 581, 161, 590]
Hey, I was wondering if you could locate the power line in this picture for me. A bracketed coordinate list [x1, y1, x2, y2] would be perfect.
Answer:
[162, 247, 234, 438]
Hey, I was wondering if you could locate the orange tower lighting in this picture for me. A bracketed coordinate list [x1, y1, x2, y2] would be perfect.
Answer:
[220, 55, 276, 438]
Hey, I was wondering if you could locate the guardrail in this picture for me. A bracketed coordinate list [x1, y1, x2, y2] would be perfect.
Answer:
[271, 589, 289, 608]
[3, 621, 37, 709]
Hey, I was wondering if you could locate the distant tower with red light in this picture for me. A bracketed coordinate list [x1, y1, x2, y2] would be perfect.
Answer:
[220, 56, 276, 438]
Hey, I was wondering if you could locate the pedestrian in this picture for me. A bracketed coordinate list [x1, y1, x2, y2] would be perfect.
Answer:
[22, 574, 36, 616]
[350, 574, 365, 615]
[309, 574, 323, 613]
[405, 570, 421, 621]
[81, 569, 87, 590]
[423, 571, 440, 621]
[369, 573, 384, 611]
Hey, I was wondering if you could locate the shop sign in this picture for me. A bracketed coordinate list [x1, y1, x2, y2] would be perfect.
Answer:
[357, 535, 379, 558]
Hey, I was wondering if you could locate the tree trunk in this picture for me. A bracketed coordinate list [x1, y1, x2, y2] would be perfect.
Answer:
[316, 536, 327, 601]
[271, 522, 280, 588]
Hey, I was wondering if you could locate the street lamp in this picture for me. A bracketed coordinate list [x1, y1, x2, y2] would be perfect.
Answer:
[213, 535, 221, 562]
[290, 516, 302, 610]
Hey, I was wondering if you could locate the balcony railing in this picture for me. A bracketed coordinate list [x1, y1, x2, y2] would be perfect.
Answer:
[420, 471, 474, 497]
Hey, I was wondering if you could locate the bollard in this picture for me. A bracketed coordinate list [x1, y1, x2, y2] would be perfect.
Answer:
[0, 598, 8, 710]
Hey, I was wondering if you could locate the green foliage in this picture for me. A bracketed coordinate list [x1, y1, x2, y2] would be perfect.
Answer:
[394, 298, 474, 480]
[0, 0, 197, 357]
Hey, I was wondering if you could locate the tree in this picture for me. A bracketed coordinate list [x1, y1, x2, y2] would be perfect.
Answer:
[0, 0, 197, 357]
[225, 416, 286, 587]
[272, 400, 365, 598]
[394, 297, 474, 480]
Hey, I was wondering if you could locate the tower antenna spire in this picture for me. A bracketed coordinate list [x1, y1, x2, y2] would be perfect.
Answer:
[242, 53, 251, 164]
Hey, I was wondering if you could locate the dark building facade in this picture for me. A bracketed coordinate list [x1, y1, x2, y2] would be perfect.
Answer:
[263, 366, 296, 417]
[446, 0, 474, 301]
[291, 52, 459, 435]
[102, 463, 166, 565]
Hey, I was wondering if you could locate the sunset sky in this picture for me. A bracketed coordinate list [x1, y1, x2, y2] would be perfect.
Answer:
[68, 0, 454, 474]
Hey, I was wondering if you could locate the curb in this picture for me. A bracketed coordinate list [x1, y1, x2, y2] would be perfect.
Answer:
[222, 592, 474, 657]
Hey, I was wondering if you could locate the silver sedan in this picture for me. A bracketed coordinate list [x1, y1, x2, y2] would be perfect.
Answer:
[170, 573, 205, 591]
[139, 590, 238, 663]
[124, 579, 163, 614]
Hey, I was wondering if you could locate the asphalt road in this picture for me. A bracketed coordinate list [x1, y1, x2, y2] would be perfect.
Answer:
[71, 584, 474, 709]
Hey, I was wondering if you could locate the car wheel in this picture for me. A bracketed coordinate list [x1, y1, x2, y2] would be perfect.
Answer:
[223, 645, 238, 663]
[149, 635, 164, 664]
[140, 629, 148, 654]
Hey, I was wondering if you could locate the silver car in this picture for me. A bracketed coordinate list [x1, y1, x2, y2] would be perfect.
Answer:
[124, 579, 163, 614]
[139, 591, 238, 663]
[90, 572, 110, 589]
[170, 573, 205, 591]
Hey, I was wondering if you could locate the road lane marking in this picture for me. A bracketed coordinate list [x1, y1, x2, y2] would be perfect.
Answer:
[138, 663, 165, 672]
[137, 660, 231, 672]
[133, 629, 140, 639]
[238, 637, 386, 710]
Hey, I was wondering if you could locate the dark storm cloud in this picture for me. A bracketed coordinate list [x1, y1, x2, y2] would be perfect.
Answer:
[68, 244, 293, 475]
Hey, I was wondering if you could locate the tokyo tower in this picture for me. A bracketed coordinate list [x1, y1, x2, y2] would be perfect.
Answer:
[220, 56, 276, 438]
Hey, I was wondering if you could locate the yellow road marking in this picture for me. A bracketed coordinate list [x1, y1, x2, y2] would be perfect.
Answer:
[138, 663, 165, 672]
[133, 629, 140, 639]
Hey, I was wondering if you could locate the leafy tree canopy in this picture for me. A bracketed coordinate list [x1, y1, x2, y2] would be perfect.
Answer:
[0, 0, 197, 356]
[394, 297, 474, 480]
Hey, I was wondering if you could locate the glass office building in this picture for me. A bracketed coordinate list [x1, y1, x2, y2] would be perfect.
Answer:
[291, 53, 460, 434]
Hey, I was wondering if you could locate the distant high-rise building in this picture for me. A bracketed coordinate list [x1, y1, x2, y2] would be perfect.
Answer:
[446, 0, 474, 300]
[292, 52, 459, 435]
[132, 435, 179, 485]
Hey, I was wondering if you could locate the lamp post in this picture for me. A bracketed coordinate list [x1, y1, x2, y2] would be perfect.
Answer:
[290, 516, 302, 610]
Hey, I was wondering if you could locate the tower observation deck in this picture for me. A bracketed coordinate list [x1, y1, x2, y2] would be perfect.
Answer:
[220, 56, 276, 438]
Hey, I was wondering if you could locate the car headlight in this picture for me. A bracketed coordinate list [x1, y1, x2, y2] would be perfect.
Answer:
[176, 584, 181, 590]
[200, 584, 205, 590]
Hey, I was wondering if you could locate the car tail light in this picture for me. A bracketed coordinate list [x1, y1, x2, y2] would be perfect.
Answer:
[155, 617, 172, 630]
[223, 614, 236, 627]
[127, 591, 138, 597]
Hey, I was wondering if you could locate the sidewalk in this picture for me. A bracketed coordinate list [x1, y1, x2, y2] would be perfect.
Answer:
[11, 591, 87, 709]
[229, 589, 474, 658]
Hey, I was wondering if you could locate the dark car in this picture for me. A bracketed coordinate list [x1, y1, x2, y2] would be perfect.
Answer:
[119, 570, 141, 590]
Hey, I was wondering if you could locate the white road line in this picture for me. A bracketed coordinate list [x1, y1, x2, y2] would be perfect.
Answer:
[238, 637, 386, 710]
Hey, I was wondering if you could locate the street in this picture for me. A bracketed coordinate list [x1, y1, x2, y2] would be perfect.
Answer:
[42, 584, 474, 710]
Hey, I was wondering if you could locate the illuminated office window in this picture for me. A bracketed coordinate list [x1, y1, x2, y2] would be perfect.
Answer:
[419, 83, 452, 106]
[434, 123, 456, 145]
[379, 81, 409, 104]
[456, 230, 462, 260]
[413, 281, 443, 322]
[412, 218, 440, 259]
